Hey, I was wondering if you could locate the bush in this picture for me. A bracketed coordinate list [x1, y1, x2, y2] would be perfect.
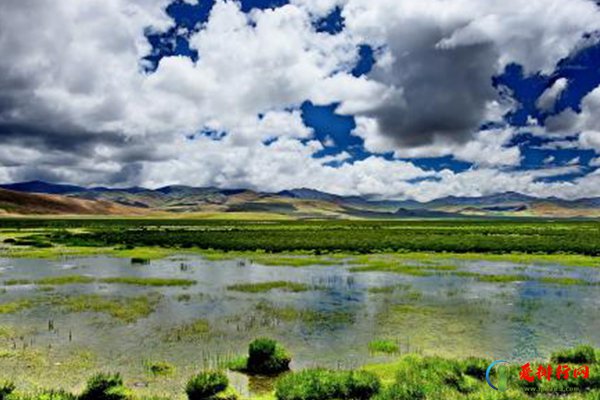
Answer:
[0, 382, 15, 400]
[368, 340, 399, 354]
[275, 369, 381, 400]
[342, 371, 381, 400]
[185, 371, 228, 400]
[461, 357, 489, 380]
[373, 383, 425, 400]
[247, 338, 291, 375]
[551, 345, 597, 364]
[79, 373, 130, 400]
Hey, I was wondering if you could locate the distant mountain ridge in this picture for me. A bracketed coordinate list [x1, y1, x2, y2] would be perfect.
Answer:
[1, 181, 599, 218]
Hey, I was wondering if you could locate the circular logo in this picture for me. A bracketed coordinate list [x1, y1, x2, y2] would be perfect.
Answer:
[486, 360, 510, 391]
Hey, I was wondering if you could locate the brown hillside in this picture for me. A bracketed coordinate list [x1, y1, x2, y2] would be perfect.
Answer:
[0, 188, 146, 215]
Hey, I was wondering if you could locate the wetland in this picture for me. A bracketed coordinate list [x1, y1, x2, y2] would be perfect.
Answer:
[0, 219, 599, 399]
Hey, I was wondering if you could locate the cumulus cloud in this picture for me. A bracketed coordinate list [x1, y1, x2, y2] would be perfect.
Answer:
[339, 0, 600, 150]
[0, 0, 599, 200]
[536, 78, 568, 112]
[353, 122, 521, 167]
[545, 87, 600, 148]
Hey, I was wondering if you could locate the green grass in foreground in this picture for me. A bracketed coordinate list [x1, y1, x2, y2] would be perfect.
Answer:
[226, 281, 315, 293]
[1, 344, 599, 400]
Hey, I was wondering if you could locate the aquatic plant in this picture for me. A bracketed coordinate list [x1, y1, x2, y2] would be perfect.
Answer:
[367, 284, 412, 294]
[54, 294, 162, 323]
[368, 340, 399, 354]
[176, 294, 192, 302]
[275, 369, 381, 400]
[2, 275, 196, 287]
[185, 371, 228, 400]
[79, 373, 130, 400]
[99, 277, 196, 287]
[145, 360, 175, 377]
[252, 301, 354, 328]
[349, 263, 438, 277]
[0, 299, 33, 314]
[226, 281, 312, 293]
[164, 319, 210, 342]
[233, 338, 291, 375]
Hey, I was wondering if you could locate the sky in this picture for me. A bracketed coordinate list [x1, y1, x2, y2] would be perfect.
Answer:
[0, 0, 600, 201]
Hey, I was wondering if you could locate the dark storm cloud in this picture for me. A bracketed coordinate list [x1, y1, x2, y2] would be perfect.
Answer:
[364, 24, 500, 147]
[0, 123, 125, 155]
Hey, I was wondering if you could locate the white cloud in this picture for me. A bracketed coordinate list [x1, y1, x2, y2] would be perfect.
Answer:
[0, 0, 599, 200]
[336, 0, 600, 151]
[545, 87, 600, 144]
[536, 78, 568, 112]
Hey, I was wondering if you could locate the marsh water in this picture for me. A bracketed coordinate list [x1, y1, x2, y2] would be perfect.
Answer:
[0, 254, 599, 397]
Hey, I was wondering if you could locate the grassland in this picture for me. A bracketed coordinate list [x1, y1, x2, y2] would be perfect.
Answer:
[2, 344, 599, 400]
[0, 218, 599, 255]
[1, 219, 599, 271]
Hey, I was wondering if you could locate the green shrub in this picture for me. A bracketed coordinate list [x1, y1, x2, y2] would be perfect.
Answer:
[247, 338, 291, 375]
[275, 370, 338, 400]
[551, 345, 597, 364]
[460, 357, 489, 380]
[79, 373, 130, 400]
[368, 340, 399, 354]
[341, 371, 381, 400]
[275, 369, 381, 400]
[0, 382, 15, 400]
[374, 383, 425, 400]
[185, 371, 228, 400]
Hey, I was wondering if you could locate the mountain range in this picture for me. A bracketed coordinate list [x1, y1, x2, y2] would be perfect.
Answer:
[1, 180, 599, 218]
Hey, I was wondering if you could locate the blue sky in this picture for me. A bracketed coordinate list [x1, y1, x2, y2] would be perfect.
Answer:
[0, 0, 599, 200]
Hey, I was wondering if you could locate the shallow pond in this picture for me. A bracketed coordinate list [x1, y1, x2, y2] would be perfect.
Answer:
[0, 254, 599, 398]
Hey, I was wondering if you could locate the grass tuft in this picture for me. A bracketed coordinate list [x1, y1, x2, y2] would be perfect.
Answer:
[164, 319, 210, 342]
[368, 340, 399, 354]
